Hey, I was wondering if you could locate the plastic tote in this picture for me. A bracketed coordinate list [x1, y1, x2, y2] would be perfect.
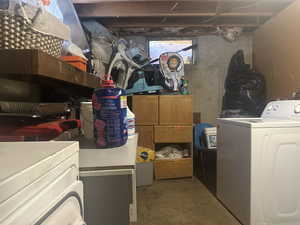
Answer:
[204, 127, 217, 149]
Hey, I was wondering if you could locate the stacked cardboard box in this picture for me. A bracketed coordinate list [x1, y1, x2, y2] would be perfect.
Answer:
[132, 95, 193, 180]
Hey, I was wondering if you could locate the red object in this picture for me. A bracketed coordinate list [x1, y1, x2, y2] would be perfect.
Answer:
[42, 0, 51, 6]
[101, 75, 115, 88]
[0, 119, 80, 141]
[60, 56, 87, 72]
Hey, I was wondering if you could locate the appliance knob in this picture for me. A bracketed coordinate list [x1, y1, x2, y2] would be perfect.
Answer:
[267, 105, 273, 111]
[295, 104, 300, 114]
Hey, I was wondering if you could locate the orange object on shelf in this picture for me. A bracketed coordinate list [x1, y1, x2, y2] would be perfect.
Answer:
[60, 56, 87, 72]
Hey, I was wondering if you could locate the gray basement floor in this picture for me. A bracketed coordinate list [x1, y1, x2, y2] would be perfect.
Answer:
[134, 179, 241, 225]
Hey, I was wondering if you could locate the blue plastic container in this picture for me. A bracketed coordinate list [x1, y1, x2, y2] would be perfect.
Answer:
[92, 78, 128, 148]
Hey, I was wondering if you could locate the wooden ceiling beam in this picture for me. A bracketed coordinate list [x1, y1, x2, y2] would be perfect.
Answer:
[116, 31, 255, 37]
[73, 0, 294, 3]
[73, 0, 234, 3]
[79, 12, 273, 18]
[73, 0, 296, 19]
[106, 23, 259, 28]
[76, 2, 274, 18]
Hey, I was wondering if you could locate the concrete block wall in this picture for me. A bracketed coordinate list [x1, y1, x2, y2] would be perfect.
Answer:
[127, 35, 253, 124]
[185, 35, 253, 124]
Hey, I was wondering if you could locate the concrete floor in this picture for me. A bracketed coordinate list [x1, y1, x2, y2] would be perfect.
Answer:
[133, 179, 241, 225]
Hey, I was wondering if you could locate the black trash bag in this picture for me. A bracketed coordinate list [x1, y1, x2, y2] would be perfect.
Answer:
[221, 50, 266, 117]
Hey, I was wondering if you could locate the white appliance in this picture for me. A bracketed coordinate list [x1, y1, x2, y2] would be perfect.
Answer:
[217, 100, 300, 225]
[0, 142, 85, 225]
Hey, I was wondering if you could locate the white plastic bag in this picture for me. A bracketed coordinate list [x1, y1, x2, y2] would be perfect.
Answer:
[91, 38, 113, 64]
[156, 145, 184, 160]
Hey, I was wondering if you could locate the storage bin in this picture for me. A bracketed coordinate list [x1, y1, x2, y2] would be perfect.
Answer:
[136, 162, 154, 187]
[60, 56, 87, 72]
[154, 125, 193, 143]
[154, 158, 193, 180]
[204, 127, 217, 149]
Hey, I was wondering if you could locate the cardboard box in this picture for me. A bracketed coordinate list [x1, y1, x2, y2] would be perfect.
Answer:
[136, 125, 154, 149]
[132, 95, 159, 125]
[154, 158, 193, 180]
[159, 95, 193, 125]
[154, 125, 193, 143]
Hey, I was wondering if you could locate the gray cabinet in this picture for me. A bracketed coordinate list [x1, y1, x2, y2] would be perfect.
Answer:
[79, 135, 138, 225]
[80, 173, 132, 225]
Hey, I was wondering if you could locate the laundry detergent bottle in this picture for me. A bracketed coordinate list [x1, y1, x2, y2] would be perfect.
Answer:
[92, 75, 128, 148]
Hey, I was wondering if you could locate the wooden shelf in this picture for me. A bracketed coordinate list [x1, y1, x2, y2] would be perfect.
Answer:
[0, 49, 100, 89]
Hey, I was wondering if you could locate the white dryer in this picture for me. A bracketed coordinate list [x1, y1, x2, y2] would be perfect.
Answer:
[217, 100, 300, 225]
[0, 142, 85, 225]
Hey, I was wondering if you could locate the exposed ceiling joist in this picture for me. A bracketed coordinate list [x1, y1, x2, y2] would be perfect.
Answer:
[115, 30, 255, 37]
[73, 0, 294, 3]
[74, 0, 295, 36]
[75, 1, 275, 18]
[105, 23, 259, 28]
[79, 11, 273, 18]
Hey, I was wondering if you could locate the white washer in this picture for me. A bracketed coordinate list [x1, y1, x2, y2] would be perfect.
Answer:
[217, 100, 300, 225]
[0, 142, 85, 225]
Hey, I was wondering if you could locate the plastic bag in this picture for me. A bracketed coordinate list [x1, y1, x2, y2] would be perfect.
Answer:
[136, 147, 155, 163]
[8, 0, 63, 20]
[63, 41, 87, 60]
[222, 50, 266, 117]
[91, 38, 113, 65]
[82, 20, 114, 42]
[5, 0, 70, 40]
[156, 145, 184, 160]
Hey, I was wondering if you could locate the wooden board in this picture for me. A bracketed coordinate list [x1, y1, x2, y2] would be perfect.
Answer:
[132, 95, 159, 125]
[136, 125, 154, 150]
[253, 1, 300, 99]
[154, 158, 193, 180]
[0, 50, 100, 89]
[159, 95, 193, 125]
[154, 125, 193, 143]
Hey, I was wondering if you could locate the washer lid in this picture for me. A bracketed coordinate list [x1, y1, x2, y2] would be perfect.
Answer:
[1, 179, 85, 225]
[0, 142, 79, 214]
[0, 142, 79, 182]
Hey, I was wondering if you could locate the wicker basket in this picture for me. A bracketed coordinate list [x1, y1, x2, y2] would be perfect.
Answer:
[0, 10, 63, 57]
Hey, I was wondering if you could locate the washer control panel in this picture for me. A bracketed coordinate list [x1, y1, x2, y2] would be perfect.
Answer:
[294, 104, 300, 114]
[262, 100, 300, 120]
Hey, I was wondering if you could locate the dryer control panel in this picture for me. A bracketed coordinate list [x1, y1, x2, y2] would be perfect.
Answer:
[262, 100, 300, 120]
